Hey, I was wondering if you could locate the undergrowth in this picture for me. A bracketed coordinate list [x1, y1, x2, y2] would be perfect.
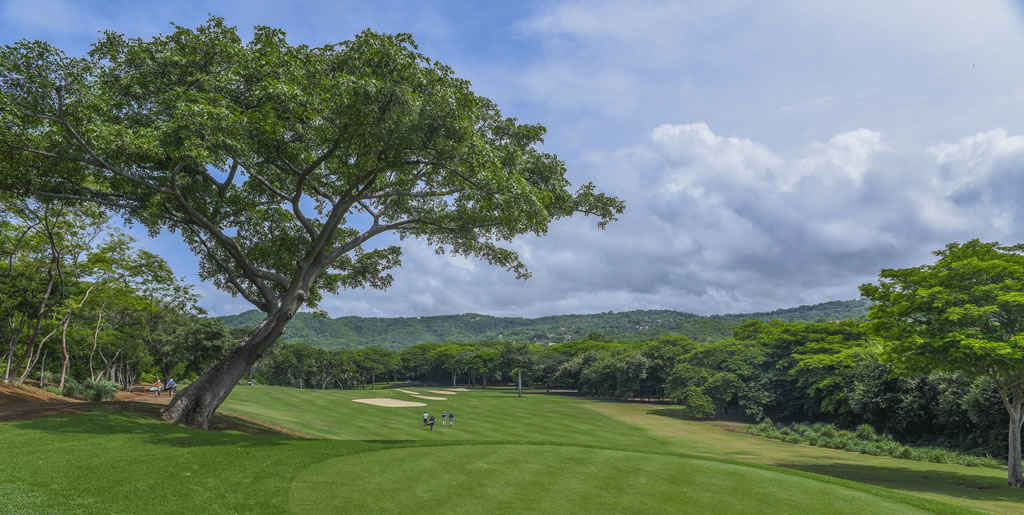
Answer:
[747, 419, 1006, 469]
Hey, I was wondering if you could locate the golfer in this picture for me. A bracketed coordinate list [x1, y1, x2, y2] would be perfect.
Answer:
[442, 411, 447, 425]
[449, 411, 454, 426]
[423, 411, 429, 426]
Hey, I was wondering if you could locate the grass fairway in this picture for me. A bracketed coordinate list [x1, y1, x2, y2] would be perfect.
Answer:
[291, 444, 935, 514]
[0, 385, 1016, 513]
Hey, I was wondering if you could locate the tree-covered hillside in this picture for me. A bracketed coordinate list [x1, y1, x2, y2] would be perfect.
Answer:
[217, 299, 871, 350]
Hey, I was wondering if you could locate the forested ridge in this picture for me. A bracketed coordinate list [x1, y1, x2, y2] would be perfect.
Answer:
[217, 299, 871, 349]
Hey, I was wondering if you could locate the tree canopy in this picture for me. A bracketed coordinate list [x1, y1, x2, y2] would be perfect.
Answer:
[860, 239, 1024, 487]
[0, 17, 623, 426]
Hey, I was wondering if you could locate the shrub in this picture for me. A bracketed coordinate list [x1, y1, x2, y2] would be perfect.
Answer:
[83, 380, 119, 402]
[40, 371, 57, 385]
[925, 448, 950, 464]
[745, 417, 1009, 470]
[62, 378, 83, 399]
[781, 434, 805, 444]
[854, 424, 878, 442]
[814, 423, 839, 438]
[41, 385, 62, 396]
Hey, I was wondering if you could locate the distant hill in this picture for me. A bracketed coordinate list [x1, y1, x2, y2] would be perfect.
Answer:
[216, 299, 872, 350]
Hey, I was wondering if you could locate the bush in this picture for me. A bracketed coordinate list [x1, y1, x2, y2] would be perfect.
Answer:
[854, 424, 878, 442]
[781, 434, 805, 444]
[745, 418, 1009, 470]
[814, 423, 839, 438]
[62, 378, 83, 399]
[83, 380, 119, 402]
[41, 385, 62, 396]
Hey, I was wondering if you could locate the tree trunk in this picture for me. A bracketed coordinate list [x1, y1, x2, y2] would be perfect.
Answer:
[38, 349, 47, 385]
[58, 316, 70, 390]
[88, 308, 103, 382]
[517, 369, 522, 398]
[371, 372, 375, 390]
[1008, 387, 1024, 488]
[17, 312, 67, 384]
[161, 306, 295, 428]
[4, 316, 26, 382]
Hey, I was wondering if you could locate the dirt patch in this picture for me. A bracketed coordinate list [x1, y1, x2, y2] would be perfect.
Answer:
[127, 393, 173, 405]
[352, 398, 427, 407]
[0, 382, 77, 405]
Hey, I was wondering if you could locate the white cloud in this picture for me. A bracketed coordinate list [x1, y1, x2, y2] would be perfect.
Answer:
[8, 1, 1024, 319]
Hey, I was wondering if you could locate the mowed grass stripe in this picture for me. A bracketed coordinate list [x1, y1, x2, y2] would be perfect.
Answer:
[583, 402, 1024, 514]
[220, 386, 667, 448]
[290, 444, 944, 514]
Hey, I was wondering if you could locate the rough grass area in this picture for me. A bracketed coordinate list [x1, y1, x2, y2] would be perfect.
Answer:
[0, 386, 1017, 513]
[746, 419, 1006, 469]
[584, 403, 1024, 514]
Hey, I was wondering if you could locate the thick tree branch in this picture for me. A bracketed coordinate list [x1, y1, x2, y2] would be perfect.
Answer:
[185, 226, 272, 311]
[19, 110, 175, 195]
[167, 168, 290, 289]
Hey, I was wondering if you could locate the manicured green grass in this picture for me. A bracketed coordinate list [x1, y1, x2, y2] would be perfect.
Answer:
[0, 385, 1009, 513]
[584, 402, 1024, 514]
[291, 444, 937, 514]
[221, 385, 664, 447]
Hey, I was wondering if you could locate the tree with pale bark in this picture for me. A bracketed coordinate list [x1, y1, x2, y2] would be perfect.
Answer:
[861, 240, 1024, 488]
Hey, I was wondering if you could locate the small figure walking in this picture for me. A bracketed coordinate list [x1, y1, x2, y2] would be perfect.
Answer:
[449, 411, 454, 427]
[154, 379, 163, 397]
[423, 411, 429, 426]
[166, 378, 177, 396]
[442, 410, 447, 425]
[428, 415, 436, 431]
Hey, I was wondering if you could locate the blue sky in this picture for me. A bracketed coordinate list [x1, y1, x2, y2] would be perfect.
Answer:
[4, 1, 1024, 318]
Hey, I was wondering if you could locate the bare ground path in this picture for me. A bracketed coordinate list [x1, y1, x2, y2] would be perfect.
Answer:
[0, 382, 171, 422]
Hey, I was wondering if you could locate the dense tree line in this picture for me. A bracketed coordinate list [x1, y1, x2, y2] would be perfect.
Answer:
[1, 198, 233, 391]
[251, 320, 1013, 462]
[217, 300, 872, 350]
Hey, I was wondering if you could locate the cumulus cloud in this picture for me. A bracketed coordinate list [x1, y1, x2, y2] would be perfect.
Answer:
[264, 123, 1024, 318]
[8, 1, 1024, 318]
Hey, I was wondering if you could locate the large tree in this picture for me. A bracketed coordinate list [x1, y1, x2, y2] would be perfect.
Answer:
[860, 240, 1024, 487]
[0, 18, 623, 427]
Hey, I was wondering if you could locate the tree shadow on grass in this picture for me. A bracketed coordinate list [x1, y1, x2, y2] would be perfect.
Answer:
[785, 461, 1024, 506]
[645, 408, 1024, 505]
[4, 402, 295, 448]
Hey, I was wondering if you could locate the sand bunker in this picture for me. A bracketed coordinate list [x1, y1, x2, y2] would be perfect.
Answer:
[395, 389, 421, 395]
[446, 388, 472, 392]
[428, 390, 455, 395]
[414, 395, 447, 400]
[352, 398, 426, 407]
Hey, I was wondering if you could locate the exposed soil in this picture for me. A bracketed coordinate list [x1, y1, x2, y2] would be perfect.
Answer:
[0, 381, 311, 437]
[0, 381, 76, 405]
